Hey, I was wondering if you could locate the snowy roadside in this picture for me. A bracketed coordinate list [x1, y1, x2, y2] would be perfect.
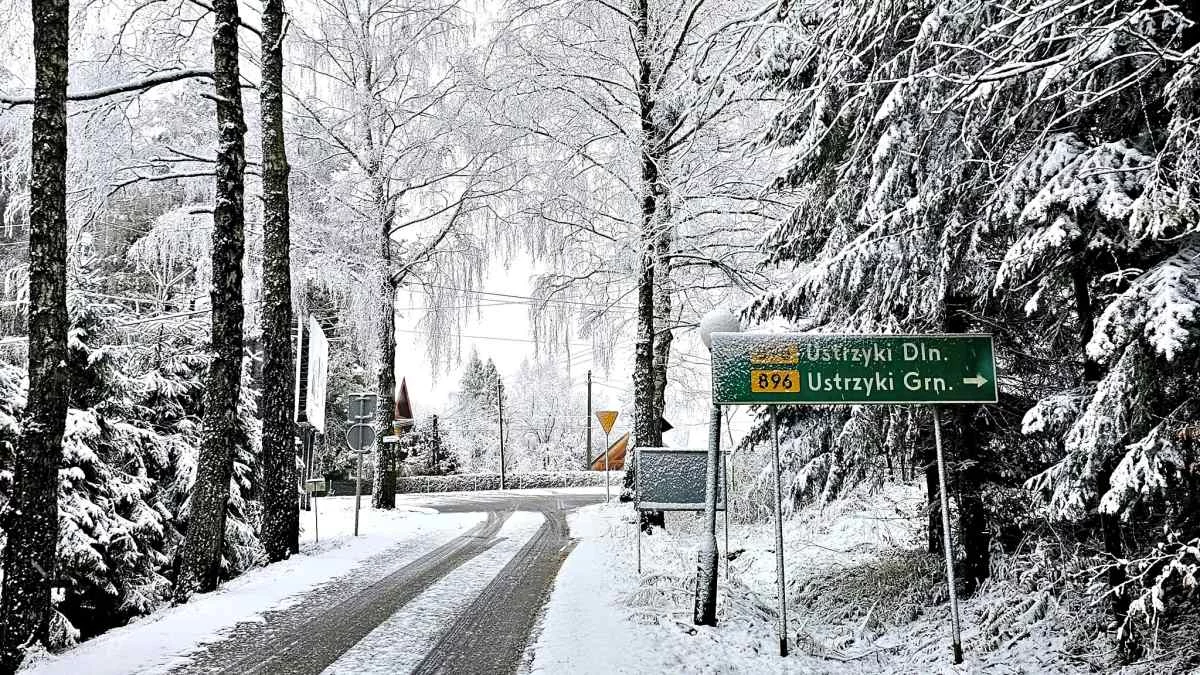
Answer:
[525, 501, 853, 674]
[24, 499, 484, 675]
[524, 484, 1094, 675]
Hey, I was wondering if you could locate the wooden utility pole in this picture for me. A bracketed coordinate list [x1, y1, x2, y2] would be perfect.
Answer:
[586, 370, 593, 468]
[498, 381, 506, 489]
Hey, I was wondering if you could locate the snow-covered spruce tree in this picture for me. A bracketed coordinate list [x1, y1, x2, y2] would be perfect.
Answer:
[966, 1, 1200, 653]
[444, 350, 503, 474]
[0, 294, 264, 645]
[52, 298, 173, 642]
[750, 0, 1017, 593]
[753, 0, 1200, 656]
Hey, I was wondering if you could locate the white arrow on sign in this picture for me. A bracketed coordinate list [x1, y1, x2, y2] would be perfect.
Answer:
[962, 374, 989, 388]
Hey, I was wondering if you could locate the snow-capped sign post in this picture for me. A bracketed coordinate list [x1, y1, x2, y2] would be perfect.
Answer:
[346, 392, 379, 537]
[304, 479, 328, 542]
[695, 309, 741, 633]
[710, 332, 998, 664]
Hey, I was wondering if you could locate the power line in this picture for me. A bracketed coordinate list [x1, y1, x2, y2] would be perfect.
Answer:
[423, 283, 636, 311]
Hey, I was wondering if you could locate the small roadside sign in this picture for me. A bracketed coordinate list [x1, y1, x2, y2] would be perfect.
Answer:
[711, 333, 997, 406]
[381, 435, 400, 443]
[635, 447, 725, 511]
[347, 392, 379, 421]
[596, 410, 619, 434]
[345, 423, 376, 452]
[304, 478, 328, 493]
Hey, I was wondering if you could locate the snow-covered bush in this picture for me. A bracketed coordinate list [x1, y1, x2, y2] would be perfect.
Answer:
[751, 0, 1200, 662]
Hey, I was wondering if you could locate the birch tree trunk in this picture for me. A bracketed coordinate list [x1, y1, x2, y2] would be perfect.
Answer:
[259, 0, 298, 561]
[631, 0, 661, 453]
[0, 0, 69, 665]
[372, 274, 398, 509]
[372, 180, 398, 509]
[175, 0, 247, 600]
[651, 205, 674, 427]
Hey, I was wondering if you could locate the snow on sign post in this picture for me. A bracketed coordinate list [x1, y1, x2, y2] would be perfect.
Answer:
[711, 333, 997, 665]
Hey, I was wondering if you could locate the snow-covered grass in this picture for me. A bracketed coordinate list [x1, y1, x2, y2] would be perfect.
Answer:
[525, 481, 1159, 674]
[527, 502, 855, 674]
[23, 499, 484, 675]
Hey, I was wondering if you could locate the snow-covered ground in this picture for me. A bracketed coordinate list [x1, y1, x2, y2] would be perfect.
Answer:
[325, 511, 546, 674]
[526, 501, 853, 674]
[525, 482, 1095, 675]
[24, 499, 484, 675]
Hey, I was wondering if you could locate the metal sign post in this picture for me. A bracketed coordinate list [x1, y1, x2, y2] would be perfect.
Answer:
[695, 403, 723, 626]
[596, 410, 618, 501]
[723, 449, 730, 581]
[304, 479, 327, 542]
[769, 406, 788, 657]
[346, 392, 378, 537]
[710, 332, 996, 664]
[635, 447, 641, 574]
[932, 407, 963, 662]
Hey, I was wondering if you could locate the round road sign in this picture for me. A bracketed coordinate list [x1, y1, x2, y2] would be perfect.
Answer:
[345, 423, 376, 452]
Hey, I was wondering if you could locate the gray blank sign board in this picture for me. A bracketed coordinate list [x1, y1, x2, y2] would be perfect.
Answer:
[635, 447, 725, 511]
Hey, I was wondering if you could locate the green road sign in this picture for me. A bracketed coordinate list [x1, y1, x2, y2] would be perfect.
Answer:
[711, 333, 997, 405]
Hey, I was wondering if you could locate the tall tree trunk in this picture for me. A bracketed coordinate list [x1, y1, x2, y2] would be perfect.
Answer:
[943, 298, 990, 592]
[628, 0, 662, 520]
[0, 0, 69, 665]
[953, 407, 990, 595]
[651, 205, 673, 427]
[631, 0, 660, 451]
[1072, 258, 1130, 647]
[259, 0, 297, 562]
[372, 237, 398, 509]
[175, 0, 247, 601]
[923, 442, 943, 555]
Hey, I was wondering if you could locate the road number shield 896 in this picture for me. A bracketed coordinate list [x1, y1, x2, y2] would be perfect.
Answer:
[750, 369, 800, 393]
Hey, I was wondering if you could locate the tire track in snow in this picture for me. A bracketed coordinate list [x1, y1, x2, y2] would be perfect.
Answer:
[319, 511, 547, 674]
[412, 498, 577, 675]
[171, 510, 511, 675]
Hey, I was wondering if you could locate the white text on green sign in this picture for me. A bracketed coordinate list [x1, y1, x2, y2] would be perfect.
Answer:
[710, 334, 997, 405]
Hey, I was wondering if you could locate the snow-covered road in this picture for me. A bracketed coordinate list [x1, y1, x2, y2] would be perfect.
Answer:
[23, 490, 602, 675]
